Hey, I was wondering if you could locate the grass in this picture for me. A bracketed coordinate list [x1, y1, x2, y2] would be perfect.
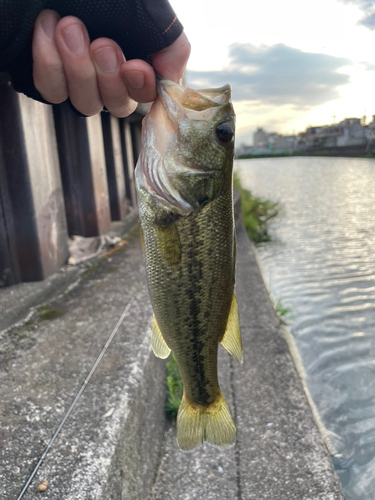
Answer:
[233, 172, 279, 243]
[274, 299, 294, 322]
[37, 304, 65, 321]
[165, 353, 183, 420]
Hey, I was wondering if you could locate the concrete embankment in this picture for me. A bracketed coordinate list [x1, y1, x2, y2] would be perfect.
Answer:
[237, 142, 375, 160]
[0, 224, 165, 500]
[0, 199, 344, 499]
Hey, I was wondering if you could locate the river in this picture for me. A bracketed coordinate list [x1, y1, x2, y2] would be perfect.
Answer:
[235, 156, 375, 500]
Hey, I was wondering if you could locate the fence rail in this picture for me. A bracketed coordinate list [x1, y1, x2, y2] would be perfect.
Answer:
[0, 76, 146, 287]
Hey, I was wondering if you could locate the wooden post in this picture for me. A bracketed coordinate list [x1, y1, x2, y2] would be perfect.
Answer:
[53, 103, 111, 237]
[0, 140, 21, 286]
[101, 113, 127, 220]
[86, 114, 111, 234]
[0, 79, 69, 283]
[130, 120, 142, 165]
[120, 118, 137, 208]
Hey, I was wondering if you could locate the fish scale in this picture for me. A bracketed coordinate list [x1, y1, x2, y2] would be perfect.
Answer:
[136, 77, 243, 450]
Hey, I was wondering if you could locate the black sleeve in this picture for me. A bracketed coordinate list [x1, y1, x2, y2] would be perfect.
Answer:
[0, 0, 184, 102]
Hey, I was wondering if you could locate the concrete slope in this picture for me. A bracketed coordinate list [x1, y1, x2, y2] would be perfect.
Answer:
[0, 226, 165, 500]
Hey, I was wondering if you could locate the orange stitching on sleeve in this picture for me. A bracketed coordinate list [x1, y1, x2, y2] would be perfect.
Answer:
[162, 15, 177, 35]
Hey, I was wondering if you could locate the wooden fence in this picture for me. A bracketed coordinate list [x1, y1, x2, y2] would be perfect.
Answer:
[0, 75, 146, 287]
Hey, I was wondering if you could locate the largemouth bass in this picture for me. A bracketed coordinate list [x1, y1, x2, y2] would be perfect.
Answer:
[135, 77, 242, 451]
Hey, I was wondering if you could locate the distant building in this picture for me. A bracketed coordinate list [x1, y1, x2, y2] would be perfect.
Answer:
[305, 125, 340, 148]
[271, 134, 297, 152]
[240, 114, 373, 155]
[366, 115, 375, 142]
[295, 132, 308, 150]
[253, 128, 268, 150]
[304, 118, 366, 149]
[253, 128, 296, 153]
[337, 118, 366, 147]
[303, 126, 324, 149]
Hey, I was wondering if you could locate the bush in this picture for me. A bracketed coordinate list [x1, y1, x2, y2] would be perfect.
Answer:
[233, 172, 279, 243]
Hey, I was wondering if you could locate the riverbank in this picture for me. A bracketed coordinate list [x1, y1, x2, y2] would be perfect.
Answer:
[235, 156, 375, 499]
[236, 142, 375, 160]
[0, 197, 344, 499]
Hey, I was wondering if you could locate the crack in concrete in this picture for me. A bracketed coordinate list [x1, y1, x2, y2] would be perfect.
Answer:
[230, 356, 242, 500]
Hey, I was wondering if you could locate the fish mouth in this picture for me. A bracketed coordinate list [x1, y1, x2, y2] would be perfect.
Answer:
[156, 74, 232, 113]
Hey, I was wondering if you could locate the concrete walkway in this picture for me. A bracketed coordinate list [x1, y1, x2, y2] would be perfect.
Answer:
[0, 207, 344, 499]
[150, 220, 345, 500]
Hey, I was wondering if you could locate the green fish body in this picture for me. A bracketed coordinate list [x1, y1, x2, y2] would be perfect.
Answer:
[135, 78, 242, 451]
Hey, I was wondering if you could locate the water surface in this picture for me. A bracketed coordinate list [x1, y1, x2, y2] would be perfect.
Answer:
[235, 156, 375, 500]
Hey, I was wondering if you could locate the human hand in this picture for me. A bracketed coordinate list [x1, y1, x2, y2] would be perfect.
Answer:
[32, 10, 190, 117]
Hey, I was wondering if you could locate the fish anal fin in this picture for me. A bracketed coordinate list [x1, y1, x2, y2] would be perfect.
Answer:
[177, 392, 236, 451]
[151, 315, 171, 359]
[220, 292, 243, 365]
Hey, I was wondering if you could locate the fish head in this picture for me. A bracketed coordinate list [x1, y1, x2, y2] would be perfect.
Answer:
[137, 77, 236, 215]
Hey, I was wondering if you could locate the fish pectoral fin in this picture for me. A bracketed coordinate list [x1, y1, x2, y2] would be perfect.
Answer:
[220, 292, 243, 365]
[151, 315, 171, 359]
[156, 223, 181, 270]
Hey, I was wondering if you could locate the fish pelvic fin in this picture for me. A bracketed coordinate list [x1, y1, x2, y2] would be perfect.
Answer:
[220, 292, 243, 365]
[177, 392, 236, 451]
[151, 315, 171, 359]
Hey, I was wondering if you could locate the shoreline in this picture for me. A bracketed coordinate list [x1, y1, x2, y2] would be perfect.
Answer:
[236, 148, 375, 160]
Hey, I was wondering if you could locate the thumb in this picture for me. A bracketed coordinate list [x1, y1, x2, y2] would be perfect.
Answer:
[151, 32, 191, 83]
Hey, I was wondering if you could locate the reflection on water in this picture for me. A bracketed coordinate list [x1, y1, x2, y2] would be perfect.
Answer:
[235, 157, 375, 500]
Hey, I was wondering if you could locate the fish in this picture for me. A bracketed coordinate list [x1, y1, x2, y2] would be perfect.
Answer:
[135, 76, 242, 451]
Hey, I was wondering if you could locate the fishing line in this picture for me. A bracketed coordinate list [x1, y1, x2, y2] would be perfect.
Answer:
[16, 297, 134, 500]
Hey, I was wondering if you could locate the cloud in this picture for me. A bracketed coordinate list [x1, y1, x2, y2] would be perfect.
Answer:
[361, 11, 375, 28]
[363, 61, 375, 70]
[187, 43, 352, 108]
[337, 0, 375, 29]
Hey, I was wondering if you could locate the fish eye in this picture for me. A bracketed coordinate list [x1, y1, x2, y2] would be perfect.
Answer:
[215, 122, 234, 143]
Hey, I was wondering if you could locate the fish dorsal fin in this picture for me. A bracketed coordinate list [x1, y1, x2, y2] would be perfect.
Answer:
[220, 293, 243, 365]
[151, 314, 171, 359]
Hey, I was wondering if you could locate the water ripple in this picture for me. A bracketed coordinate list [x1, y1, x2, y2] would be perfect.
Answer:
[236, 157, 375, 500]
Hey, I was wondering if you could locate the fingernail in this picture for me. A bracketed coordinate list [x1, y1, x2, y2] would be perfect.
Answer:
[123, 70, 145, 90]
[41, 15, 58, 39]
[62, 24, 86, 55]
[94, 47, 118, 73]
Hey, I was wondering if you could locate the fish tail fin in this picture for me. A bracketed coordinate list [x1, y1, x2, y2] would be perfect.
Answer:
[176, 391, 236, 451]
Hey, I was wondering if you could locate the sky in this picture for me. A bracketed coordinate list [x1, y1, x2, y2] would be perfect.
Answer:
[169, 0, 375, 145]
